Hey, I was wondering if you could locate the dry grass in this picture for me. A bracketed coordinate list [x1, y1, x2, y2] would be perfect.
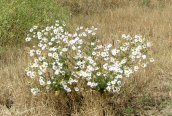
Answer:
[1, 1, 172, 115]
[58, 0, 172, 15]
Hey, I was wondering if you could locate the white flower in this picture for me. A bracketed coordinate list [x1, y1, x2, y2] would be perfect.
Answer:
[39, 78, 45, 85]
[120, 46, 128, 51]
[109, 66, 115, 71]
[41, 44, 47, 50]
[36, 50, 41, 55]
[42, 37, 48, 42]
[38, 56, 45, 61]
[124, 68, 133, 77]
[38, 43, 43, 48]
[91, 42, 95, 46]
[80, 64, 86, 68]
[43, 62, 48, 67]
[52, 64, 58, 70]
[33, 26, 38, 30]
[106, 86, 111, 92]
[78, 40, 83, 44]
[72, 46, 76, 50]
[48, 53, 53, 57]
[30, 28, 34, 32]
[150, 58, 154, 63]
[31, 88, 39, 96]
[111, 80, 117, 85]
[110, 57, 115, 62]
[142, 55, 146, 59]
[47, 80, 51, 85]
[132, 51, 137, 56]
[61, 71, 65, 75]
[50, 47, 57, 52]
[62, 48, 68, 52]
[103, 63, 108, 70]
[46, 26, 51, 31]
[147, 42, 152, 47]
[111, 49, 119, 56]
[97, 45, 103, 49]
[66, 88, 71, 92]
[89, 82, 98, 88]
[80, 26, 84, 30]
[87, 30, 92, 34]
[92, 32, 96, 35]
[113, 87, 120, 93]
[92, 52, 96, 56]
[122, 34, 127, 39]
[89, 59, 94, 64]
[101, 52, 107, 58]
[87, 82, 92, 86]
[29, 50, 35, 57]
[120, 59, 127, 64]
[105, 52, 109, 57]
[51, 37, 56, 42]
[55, 69, 59, 75]
[96, 72, 101, 76]
[74, 87, 79, 92]
[26, 37, 32, 42]
[107, 44, 112, 48]
[31, 62, 39, 68]
[142, 63, 147, 68]
[78, 46, 81, 49]
[134, 66, 139, 72]
[82, 32, 87, 37]
[26, 71, 35, 78]
[38, 70, 43, 75]
[116, 75, 122, 79]
[117, 81, 121, 86]
[52, 53, 59, 59]
[87, 65, 94, 72]
[48, 42, 53, 46]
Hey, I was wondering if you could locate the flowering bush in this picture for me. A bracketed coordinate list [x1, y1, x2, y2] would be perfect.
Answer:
[25, 20, 154, 96]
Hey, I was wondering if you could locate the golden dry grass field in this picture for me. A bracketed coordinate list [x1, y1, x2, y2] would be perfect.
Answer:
[0, 0, 172, 115]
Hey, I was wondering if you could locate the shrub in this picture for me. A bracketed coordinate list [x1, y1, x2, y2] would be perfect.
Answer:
[25, 21, 154, 96]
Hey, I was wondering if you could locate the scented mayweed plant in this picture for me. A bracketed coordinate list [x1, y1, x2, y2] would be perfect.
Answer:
[25, 20, 154, 96]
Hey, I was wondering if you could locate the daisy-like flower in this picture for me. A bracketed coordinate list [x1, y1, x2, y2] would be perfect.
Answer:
[103, 63, 108, 70]
[39, 78, 45, 85]
[101, 52, 107, 58]
[74, 87, 79, 92]
[96, 72, 101, 76]
[147, 42, 152, 47]
[142, 63, 147, 68]
[150, 58, 155, 63]
[31, 88, 40, 96]
[92, 52, 97, 56]
[134, 66, 139, 72]
[62, 48, 68, 52]
[111, 49, 119, 56]
[26, 37, 32, 42]
[142, 55, 147, 59]
[47, 80, 51, 85]
[29, 49, 35, 57]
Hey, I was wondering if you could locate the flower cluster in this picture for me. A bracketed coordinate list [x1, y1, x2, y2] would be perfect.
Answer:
[25, 21, 154, 96]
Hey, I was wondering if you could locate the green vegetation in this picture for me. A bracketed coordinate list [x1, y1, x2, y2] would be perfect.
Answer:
[142, 0, 151, 7]
[0, 0, 70, 47]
